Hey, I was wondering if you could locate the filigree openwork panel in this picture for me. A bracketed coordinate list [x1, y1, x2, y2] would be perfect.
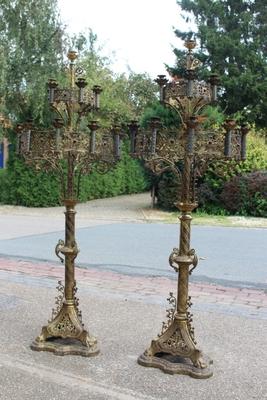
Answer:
[165, 81, 211, 102]
[53, 88, 94, 106]
[195, 129, 241, 162]
[134, 124, 243, 180]
[30, 130, 57, 154]
[95, 130, 114, 156]
[195, 81, 211, 100]
[154, 129, 185, 162]
[19, 132, 30, 154]
[165, 81, 188, 99]
[61, 131, 89, 154]
[135, 128, 184, 161]
[19, 129, 61, 171]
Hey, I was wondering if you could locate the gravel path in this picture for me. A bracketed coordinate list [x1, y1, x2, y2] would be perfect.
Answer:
[0, 192, 266, 227]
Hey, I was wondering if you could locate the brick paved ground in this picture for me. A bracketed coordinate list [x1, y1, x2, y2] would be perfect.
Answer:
[1, 256, 266, 320]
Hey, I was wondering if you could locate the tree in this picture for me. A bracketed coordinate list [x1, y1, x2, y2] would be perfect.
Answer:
[0, 0, 64, 125]
[74, 30, 158, 126]
[173, 0, 267, 126]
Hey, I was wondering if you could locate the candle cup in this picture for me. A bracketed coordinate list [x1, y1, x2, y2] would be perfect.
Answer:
[151, 128, 157, 154]
[112, 125, 121, 159]
[53, 118, 64, 150]
[240, 124, 249, 160]
[224, 131, 232, 157]
[114, 134, 120, 158]
[76, 78, 87, 104]
[90, 131, 96, 154]
[128, 120, 138, 154]
[149, 117, 161, 154]
[88, 120, 99, 154]
[209, 74, 220, 103]
[47, 79, 58, 104]
[223, 119, 236, 158]
[26, 130, 31, 152]
[92, 85, 102, 109]
[155, 75, 168, 103]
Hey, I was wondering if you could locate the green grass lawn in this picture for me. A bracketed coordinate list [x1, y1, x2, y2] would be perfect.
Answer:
[147, 208, 267, 228]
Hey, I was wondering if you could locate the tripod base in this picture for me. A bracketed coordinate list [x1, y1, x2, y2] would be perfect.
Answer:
[139, 310, 213, 379]
[138, 352, 213, 379]
[31, 300, 99, 357]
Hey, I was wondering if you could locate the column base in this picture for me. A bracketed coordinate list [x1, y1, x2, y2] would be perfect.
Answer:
[138, 352, 213, 379]
[31, 336, 99, 357]
[31, 282, 99, 358]
[138, 292, 213, 379]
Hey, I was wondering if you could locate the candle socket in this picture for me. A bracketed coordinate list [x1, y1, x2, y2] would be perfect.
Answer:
[224, 130, 232, 157]
[240, 124, 249, 160]
[128, 120, 138, 154]
[155, 75, 168, 102]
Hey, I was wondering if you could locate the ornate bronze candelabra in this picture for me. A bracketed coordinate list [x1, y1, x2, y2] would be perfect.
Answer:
[17, 51, 122, 357]
[128, 40, 248, 378]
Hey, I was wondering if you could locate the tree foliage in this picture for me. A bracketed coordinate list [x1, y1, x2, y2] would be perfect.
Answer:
[0, 0, 64, 125]
[0, 20, 156, 206]
[73, 30, 158, 126]
[173, 0, 267, 126]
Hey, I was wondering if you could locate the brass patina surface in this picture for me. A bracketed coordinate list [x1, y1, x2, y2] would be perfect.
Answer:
[17, 51, 120, 357]
[128, 41, 248, 378]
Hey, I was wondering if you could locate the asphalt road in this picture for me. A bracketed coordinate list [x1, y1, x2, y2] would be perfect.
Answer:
[0, 223, 266, 289]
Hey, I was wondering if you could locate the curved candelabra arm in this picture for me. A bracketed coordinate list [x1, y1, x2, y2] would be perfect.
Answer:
[145, 156, 182, 180]
[50, 104, 66, 126]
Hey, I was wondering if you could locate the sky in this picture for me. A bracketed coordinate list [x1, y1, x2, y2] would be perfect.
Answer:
[57, 0, 192, 78]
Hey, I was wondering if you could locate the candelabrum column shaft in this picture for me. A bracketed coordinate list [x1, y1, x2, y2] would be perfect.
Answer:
[67, 151, 75, 199]
[181, 154, 192, 204]
[177, 153, 193, 315]
[64, 151, 77, 301]
[177, 213, 192, 316]
[64, 200, 76, 301]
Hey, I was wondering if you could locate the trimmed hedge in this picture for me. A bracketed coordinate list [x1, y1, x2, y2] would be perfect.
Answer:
[0, 149, 148, 207]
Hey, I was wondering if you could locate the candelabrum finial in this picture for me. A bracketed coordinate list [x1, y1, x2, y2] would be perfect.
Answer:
[184, 39, 197, 52]
[67, 50, 78, 62]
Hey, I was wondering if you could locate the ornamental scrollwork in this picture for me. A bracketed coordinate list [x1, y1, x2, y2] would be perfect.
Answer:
[159, 292, 177, 336]
[50, 280, 64, 321]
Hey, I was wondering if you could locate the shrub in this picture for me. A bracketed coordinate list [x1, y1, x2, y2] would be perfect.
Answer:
[0, 148, 149, 207]
[220, 171, 267, 217]
[156, 132, 267, 215]
[79, 150, 148, 201]
[197, 182, 217, 206]
[157, 171, 180, 210]
[204, 133, 267, 191]
[0, 169, 8, 201]
[0, 157, 61, 207]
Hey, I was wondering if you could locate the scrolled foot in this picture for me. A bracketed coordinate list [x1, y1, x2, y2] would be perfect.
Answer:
[35, 327, 49, 343]
[191, 351, 207, 369]
[79, 331, 98, 351]
[144, 346, 154, 357]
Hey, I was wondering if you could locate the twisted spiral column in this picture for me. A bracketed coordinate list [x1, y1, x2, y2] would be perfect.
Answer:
[179, 213, 191, 255]
[177, 212, 192, 316]
[177, 153, 196, 317]
[64, 199, 76, 301]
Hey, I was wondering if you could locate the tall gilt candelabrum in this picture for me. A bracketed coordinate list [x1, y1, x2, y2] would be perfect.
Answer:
[128, 40, 249, 378]
[16, 51, 122, 357]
